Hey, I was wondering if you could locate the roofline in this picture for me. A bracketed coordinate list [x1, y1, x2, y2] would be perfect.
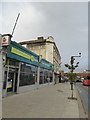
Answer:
[19, 39, 55, 45]
[19, 39, 61, 59]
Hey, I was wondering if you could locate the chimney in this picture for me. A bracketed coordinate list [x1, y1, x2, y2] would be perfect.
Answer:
[37, 37, 44, 40]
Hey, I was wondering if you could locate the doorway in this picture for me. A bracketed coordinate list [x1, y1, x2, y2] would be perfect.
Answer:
[7, 67, 18, 94]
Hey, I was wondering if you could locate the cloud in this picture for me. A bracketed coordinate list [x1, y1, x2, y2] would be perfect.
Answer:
[1, 2, 88, 72]
[19, 4, 46, 24]
[1, 3, 47, 39]
[79, 27, 88, 32]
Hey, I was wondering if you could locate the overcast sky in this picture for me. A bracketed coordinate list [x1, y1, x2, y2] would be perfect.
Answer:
[0, 2, 88, 72]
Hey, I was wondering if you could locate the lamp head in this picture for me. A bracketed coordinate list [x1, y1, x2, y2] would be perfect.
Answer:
[79, 53, 81, 56]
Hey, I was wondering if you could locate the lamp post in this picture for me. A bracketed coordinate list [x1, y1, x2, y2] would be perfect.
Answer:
[65, 53, 81, 100]
[70, 53, 81, 72]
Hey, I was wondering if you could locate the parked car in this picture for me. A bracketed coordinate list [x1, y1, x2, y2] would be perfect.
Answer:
[83, 76, 90, 86]
[75, 77, 82, 83]
[75, 79, 82, 82]
[61, 77, 65, 83]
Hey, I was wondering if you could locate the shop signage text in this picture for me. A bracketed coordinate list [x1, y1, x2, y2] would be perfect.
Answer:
[11, 47, 35, 61]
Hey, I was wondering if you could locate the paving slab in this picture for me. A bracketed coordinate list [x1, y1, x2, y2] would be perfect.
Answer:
[2, 83, 80, 118]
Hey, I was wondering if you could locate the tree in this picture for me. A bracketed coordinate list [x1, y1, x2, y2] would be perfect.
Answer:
[65, 57, 79, 100]
[68, 72, 77, 81]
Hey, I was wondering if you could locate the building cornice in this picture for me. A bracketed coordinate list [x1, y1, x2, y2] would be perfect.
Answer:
[19, 36, 61, 60]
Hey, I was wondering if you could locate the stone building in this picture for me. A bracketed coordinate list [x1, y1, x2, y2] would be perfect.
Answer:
[1, 34, 54, 97]
[19, 36, 61, 83]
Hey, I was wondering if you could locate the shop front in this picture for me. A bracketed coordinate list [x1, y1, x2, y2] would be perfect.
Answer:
[39, 59, 54, 86]
[2, 58, 19, 97]
[2, 41, 39, 97]
[2, 40, 54, 97]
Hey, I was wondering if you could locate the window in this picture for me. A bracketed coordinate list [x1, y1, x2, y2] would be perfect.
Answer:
[39, 68, 53, 84]
[19, 63, 37, 86]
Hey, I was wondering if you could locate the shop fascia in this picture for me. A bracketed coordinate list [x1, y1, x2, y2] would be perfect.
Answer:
[7, 41, 39, 65]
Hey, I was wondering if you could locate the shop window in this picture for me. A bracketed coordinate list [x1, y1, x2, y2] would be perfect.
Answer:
[50, 72, 53, 82]
[39, 68, 53, 84]
[19, 63, 37, 86]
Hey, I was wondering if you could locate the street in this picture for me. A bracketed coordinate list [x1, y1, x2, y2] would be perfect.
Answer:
[1, 2, 89, 120]
[76, 82, 89, 115]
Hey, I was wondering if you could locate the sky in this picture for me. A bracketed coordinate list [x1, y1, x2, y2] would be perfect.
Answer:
[0, 1, 88, 72]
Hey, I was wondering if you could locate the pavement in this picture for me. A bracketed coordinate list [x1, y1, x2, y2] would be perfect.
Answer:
[2, 82, 87, 118]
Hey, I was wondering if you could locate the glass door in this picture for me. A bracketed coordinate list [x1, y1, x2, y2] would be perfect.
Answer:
[7, 69, 15, 92]
[7, 67, 18, 93]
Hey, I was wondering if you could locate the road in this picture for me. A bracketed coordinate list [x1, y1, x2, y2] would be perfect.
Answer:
[76, 82, 89, 115]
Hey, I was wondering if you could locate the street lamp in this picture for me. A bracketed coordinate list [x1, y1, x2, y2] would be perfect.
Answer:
[65, 53, 81, 100]
[70, 53, 81, 72]
[70, 53, 81, 97]
[72, 53, 81, 58]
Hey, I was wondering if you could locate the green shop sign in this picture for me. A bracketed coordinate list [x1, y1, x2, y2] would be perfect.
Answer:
[40, 59, 54, 70]
[11, 47, 34, 61]
[7, 41, 38, 66]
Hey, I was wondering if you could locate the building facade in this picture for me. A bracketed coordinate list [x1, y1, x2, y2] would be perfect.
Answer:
[1, 34, 54, 97]
[19, 36, 61, 83]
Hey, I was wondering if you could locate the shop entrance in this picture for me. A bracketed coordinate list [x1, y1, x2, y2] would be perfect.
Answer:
[6, 66, 18, 94]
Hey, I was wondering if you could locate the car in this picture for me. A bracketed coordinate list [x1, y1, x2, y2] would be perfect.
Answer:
[75, 79, 82, 82]
[61, 77, 65, 83]
[83, 76, 90, 86]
